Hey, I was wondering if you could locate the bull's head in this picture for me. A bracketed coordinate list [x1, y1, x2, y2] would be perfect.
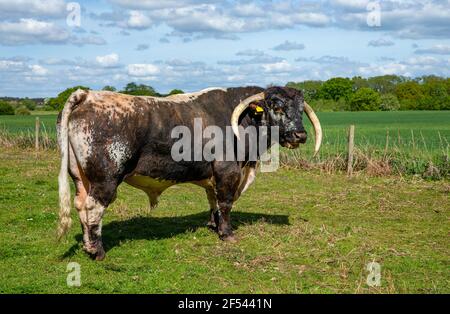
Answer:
[230, 86, 322, 156]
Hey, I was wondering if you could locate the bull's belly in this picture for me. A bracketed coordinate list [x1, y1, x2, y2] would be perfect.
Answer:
[124, 174, 215, 196]
[124, 175, 177, 191]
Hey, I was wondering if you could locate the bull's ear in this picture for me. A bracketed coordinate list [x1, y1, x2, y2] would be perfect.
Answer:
[249, 101, 265, 116]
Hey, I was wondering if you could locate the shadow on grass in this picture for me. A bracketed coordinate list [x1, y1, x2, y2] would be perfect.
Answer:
[61, 210, 289, 259]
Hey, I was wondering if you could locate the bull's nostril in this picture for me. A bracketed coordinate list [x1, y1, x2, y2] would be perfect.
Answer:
[294, 132, 307, 139]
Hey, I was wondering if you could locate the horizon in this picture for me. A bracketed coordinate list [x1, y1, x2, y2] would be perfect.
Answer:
[0, 0, 449, 98]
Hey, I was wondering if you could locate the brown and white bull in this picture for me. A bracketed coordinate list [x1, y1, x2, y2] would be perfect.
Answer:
[57, 86, 322, 260]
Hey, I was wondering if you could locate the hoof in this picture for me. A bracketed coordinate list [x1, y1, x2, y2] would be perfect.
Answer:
[95, 249, 106, 261]
[206, 220, 218, 232]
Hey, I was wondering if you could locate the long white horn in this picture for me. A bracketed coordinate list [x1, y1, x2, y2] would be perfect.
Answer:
[304, 101, 322, 156]
[231, 92, 265, 140]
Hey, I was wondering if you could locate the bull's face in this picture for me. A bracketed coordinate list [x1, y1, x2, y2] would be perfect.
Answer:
[264, 87, 307, 149]
[231, 86, 322, 155]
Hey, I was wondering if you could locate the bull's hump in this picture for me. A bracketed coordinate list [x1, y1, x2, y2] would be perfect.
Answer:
[163, 87, 227, 102]
[85, 87, 228, 113]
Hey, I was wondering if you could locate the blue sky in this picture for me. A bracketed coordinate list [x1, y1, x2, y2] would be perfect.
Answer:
[0, 0, 449, 97]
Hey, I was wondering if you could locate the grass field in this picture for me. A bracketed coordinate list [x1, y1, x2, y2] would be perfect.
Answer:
[0, 148, 448, 293]
[1, 110, 449, 177]
[1, 111, 449, 153]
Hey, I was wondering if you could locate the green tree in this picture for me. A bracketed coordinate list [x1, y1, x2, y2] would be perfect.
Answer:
[121, 82, 159, 96]
[349, 88, 381, 111]
[47, 86, 90, 111]
[0, 101, 14, 115]
[367, 75, 406, 94]
[379, 94, 400, 111]
[286, 80, 323, 102]
[395, 81, 424, 110]
[351, 76, 369, 91]
[318, 77, 354, 101]
[102, 85, 117, 92]
[168, 89, 184, 95]
[419, 77, 449, 110]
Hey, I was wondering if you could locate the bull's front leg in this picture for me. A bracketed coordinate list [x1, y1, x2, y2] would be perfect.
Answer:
[213, 161, 241, 242]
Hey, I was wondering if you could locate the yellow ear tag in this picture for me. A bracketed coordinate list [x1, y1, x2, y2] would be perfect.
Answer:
[255, 105, 264, 113]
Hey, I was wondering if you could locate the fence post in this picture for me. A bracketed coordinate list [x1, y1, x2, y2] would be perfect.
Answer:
[35, 117, 40, 151]
[347, 125, 355, 177]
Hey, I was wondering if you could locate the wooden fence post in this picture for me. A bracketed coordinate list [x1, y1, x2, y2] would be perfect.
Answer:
[35, 117, 40, 151]
[347, 125, 355, 177]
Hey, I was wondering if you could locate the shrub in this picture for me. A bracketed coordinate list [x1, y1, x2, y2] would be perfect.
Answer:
[379, 94, 400, 111]
[349, 88, 381, 111]
[20, 99, 36, 111]
[309, 98, 348, 112]
[15, 107, 31, 115]
[0, 101, 14, 115]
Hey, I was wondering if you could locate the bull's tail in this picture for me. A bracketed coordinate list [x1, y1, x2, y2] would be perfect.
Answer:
[57, 89, 88, 240]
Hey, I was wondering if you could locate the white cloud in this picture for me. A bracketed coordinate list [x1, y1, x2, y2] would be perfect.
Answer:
[0, 0, 67, 18]
[96, 53, 119, 67]
[0, 18, 69, 45]
[415, 44, 450, 55]
[368, 38, 395, 47]
[30, 64, 48, 76]
[127, 63, 160, 76]
[273, 41, 305, 51]
[110, 0, 199, 10]
[262, 60, 293, 73]
[0, 59, 27, 72]
[236, 49, 265, 57]
[70, 35, 107, 46]
[127, 10, 153, 29]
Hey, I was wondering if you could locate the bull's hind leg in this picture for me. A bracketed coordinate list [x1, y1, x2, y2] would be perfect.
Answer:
[205, 187, 219, 230]
[193, 180, 219, 231]
[68, 146, 91, 253]
[83, 181, 118, 261]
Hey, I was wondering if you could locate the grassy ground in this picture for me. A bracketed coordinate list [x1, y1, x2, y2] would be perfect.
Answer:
[0, 148, 448, 293]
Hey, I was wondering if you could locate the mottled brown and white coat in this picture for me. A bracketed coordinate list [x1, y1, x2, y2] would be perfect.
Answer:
[57, 86, 322, 260]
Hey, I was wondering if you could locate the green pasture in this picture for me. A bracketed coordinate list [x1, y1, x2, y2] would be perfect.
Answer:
[0, 149, 448, 293]
[1, 111, 449, 153]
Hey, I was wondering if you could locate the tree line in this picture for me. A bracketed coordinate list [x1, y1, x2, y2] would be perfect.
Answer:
[1, 76, 449, 115]
[287, 75, 450, 111]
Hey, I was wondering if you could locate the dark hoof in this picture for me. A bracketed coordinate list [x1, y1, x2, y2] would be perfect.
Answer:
[95, 248, 106, 261]
[207, 220, 218, 232]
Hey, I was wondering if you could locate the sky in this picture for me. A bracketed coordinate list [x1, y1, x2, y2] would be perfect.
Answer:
[0, 0, 449, 98]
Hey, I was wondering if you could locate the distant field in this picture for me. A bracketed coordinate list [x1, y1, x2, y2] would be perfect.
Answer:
[0, 114, 58, 136]
[1, 111, 449, 177]
[1, 110, 448, 153]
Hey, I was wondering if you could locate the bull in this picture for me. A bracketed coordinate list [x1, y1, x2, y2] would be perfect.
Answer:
[57, 86, 322, 260]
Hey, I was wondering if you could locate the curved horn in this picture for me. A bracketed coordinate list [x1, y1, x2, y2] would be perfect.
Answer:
[304, 101, 322, 156]
[231, 92, 265, 140]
